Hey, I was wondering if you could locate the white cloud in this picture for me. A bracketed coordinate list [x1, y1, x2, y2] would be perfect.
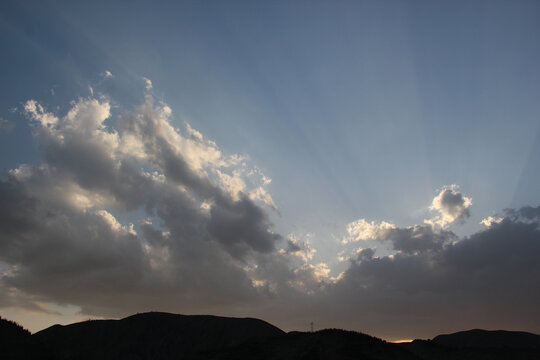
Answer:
[249, 186, 277, 210]
[64, 97, 112, 133]
[217, 169, 246, 201]
[288, 262, 331, 294]
[480, 216, 504, 228]
[96, 210, 136, 235]
[283, 234, 316, 263]
[142, 76, 152, 90]
[425, 184, 472, 228]
[343, 187, 467, 253]
[24, 100, 58, 127]
[343, 218, 396, 243]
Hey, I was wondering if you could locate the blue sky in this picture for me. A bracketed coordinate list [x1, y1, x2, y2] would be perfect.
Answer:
[1, 0, 540, 340]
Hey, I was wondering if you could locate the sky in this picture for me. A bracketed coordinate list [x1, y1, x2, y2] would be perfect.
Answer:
[0, 0, 539, 341]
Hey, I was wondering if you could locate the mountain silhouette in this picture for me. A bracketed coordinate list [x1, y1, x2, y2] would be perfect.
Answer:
[32, 312, 284, 360]
[2, 312, 540, 359]
[432, 328, 540, 349]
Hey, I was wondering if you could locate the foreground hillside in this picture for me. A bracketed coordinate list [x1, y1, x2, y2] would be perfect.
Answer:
[0, 316, 31, 359]
[200, 328, 418, 360]
[2, 312, 540, 359]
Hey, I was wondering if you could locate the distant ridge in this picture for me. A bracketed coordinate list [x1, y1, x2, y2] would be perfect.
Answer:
[401, 329, 540, 360]
[2, 312, 540, 359]
[432, 328, 540, 349]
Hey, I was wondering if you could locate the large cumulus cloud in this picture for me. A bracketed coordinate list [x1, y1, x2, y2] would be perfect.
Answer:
[0, 91, 298, 318]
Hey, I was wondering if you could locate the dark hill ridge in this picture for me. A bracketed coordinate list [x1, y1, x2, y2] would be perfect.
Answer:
[32, 312, 285, 360]
[432, 328, 540, 349]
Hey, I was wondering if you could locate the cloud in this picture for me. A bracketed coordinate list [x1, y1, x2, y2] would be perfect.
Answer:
[1, 91, 292, 318]
[318, 187, 540, 338]
[282, 235, 316, 263]
[217, 169, 246, 200]
[249, 186, 277, 210]
[308, 205, 540, 339]
[344, 186, 471, 253]
[345, 219, 455, 254]
[24, 100, 59, 128]
[344, 219, 396, 243]
[480, 215, 504, 228]
[425, 184, 472, 228]
[504, 205, 540, 222]
[0, 117, 14, 132]
[481, 206, 540, 228]
[386, 225, 456, 253]
[142, 77, 152, 90]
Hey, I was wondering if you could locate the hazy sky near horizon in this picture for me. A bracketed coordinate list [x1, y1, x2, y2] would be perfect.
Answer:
[1, 0, 540, 340]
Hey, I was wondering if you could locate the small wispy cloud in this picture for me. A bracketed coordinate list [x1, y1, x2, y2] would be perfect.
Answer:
[142, 76, 152, 90]
[0, 117, 14, 132]
[480, 215, 503, 228]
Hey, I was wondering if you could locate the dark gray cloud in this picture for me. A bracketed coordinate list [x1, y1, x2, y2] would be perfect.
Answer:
[504, 205, 540, 222]
[383, 225, 456, 254]
[285, 239, 302, 252]
[308, 209, 540, 339]
[0, 176, 149, 315]
[208, 195, 280, 257]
